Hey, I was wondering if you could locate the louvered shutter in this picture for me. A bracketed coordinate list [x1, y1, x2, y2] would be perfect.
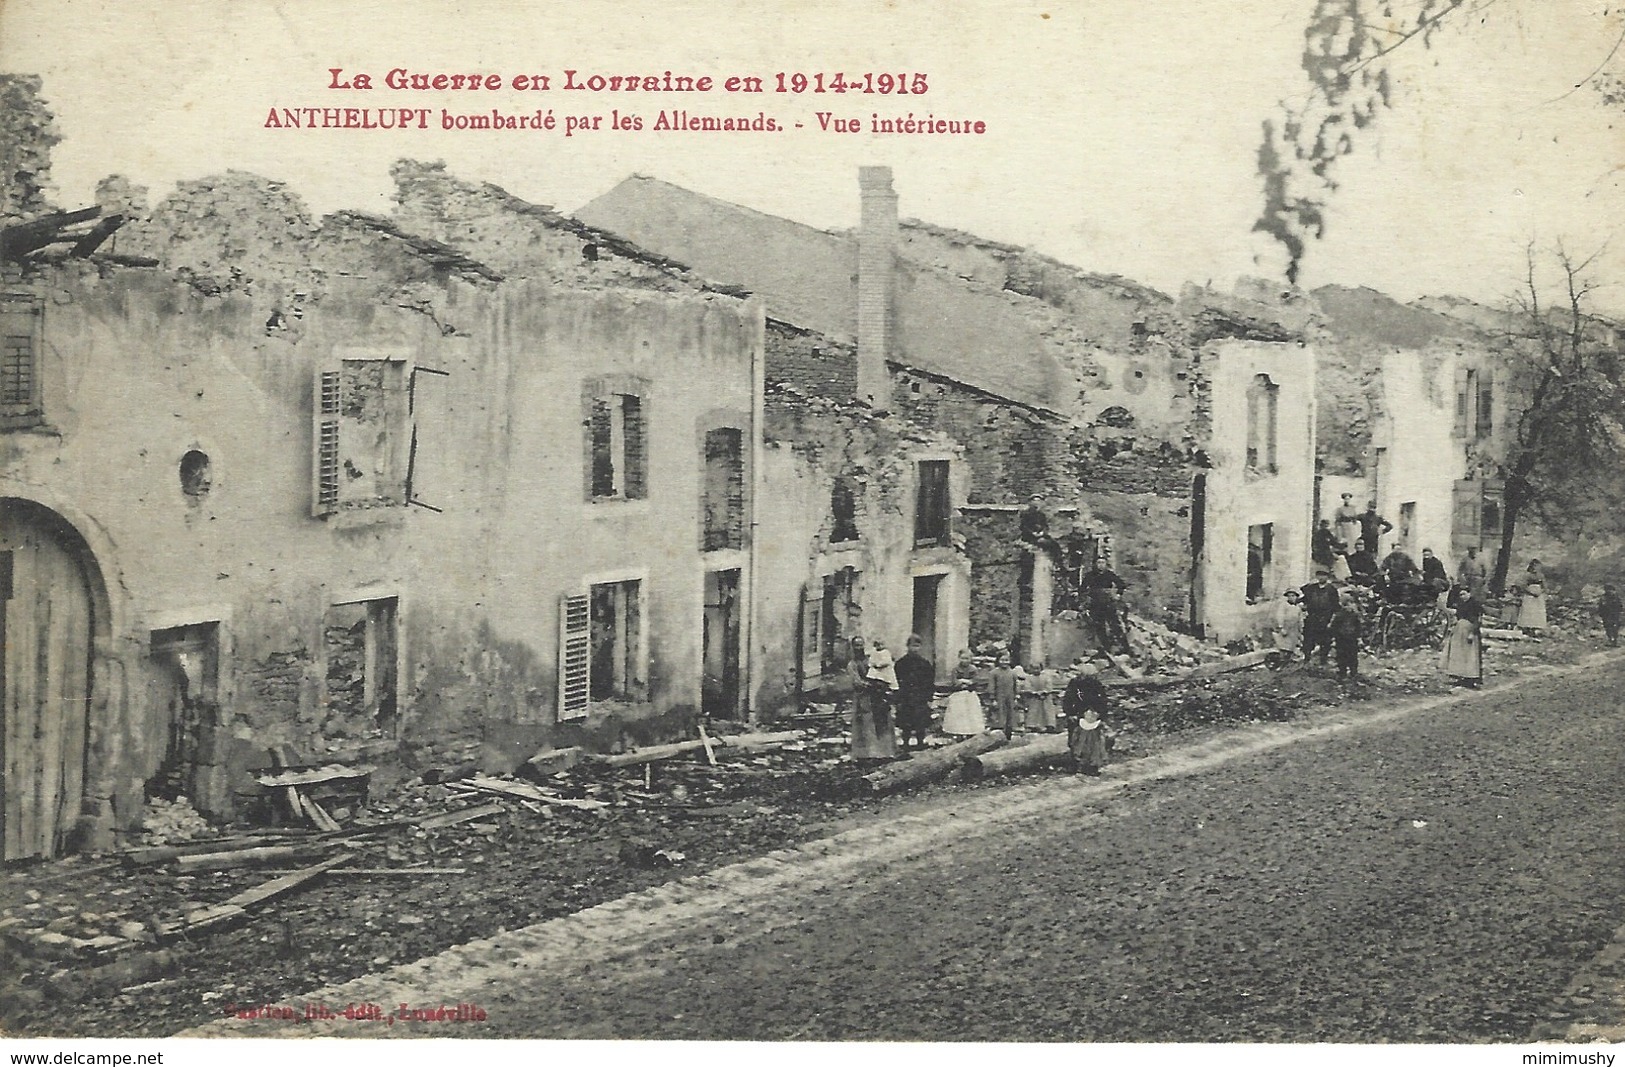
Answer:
[312, 369, 341, 517]
[558, 593, 591, 720]
[1453, 367, 1471, 438]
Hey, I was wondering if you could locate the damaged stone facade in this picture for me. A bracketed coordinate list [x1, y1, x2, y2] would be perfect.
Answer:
[0, 166, 761, 856]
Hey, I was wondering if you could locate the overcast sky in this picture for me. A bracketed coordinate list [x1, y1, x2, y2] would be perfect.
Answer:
[2, 0, 1620, 313]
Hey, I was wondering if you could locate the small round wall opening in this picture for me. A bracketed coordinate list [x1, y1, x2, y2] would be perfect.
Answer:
[179, 450, 212, 498]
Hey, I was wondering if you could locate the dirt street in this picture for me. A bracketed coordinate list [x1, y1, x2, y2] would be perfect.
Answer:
[184, 652, 1625, 1042]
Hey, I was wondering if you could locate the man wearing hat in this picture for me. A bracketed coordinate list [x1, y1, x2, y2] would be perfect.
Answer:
[1298, 568, 1340, 667]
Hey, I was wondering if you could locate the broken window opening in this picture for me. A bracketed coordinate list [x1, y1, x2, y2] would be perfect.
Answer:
[322, 598, 399, 735]
[588, 393, 648, 501]
[830, 478, 859, 543]
[1245, 374, 1279, 474]
[588, 579, 643, 702]
[1246, 523, 1274, 604]
[148, 623, 221, 802]
[701, 426, 746, 551]
[820, 568, 859, 675]
[311, 357, 412, 517]
[0, 291, 43, 430]
[914, 460, 951, 547]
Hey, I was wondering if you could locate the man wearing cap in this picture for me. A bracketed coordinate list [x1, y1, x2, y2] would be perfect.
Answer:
[1298, 569, 1340, 667]
[1358, 500, 1394, 555]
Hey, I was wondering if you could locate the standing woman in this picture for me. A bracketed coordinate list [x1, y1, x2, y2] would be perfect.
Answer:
[1333, 493, 1363, 564]
[1441, 585, 1485, 688]
[1518, 559, 1548, 634]
[846, 636, 897, 761]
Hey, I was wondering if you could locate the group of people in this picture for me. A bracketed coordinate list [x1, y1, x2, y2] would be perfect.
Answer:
[843, 637, 1115, 774]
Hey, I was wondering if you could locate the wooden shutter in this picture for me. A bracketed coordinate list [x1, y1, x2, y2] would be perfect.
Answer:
[558, 593, 590, 720]
[312, 369, 341, 517]
[623, 394, 647, 499]
[799, 583, 823, 687]
[1476, 376, 1494, 440]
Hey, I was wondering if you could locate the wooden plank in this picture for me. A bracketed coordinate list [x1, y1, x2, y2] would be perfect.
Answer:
[697, 722, 718, 766]
[412, 801, 508, 830]
[175, 845, 329, 873]
[299, 793, 342, 832]
[321, 867, 466, 876]
[254, 765, 373, 788]
[594, 739, 709, 768]
[225, 853, 354, 910]
[449, 776, 609, 810]
[121, 836, 292, 867]
[716, 730, 807, 752]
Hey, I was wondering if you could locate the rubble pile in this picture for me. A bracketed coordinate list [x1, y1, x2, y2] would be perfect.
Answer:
[138, 797, 214, 846]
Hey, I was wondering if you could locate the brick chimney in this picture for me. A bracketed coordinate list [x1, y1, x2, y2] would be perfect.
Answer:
[856, 166, 896, 412]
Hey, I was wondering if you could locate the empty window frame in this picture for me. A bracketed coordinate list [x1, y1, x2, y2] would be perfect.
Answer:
[587, 393, 648, 501]
[701, 426, 745, 551]
[830, 478, 859, 543]
[1246, 523, 1274, 604]
[1246, 374, 1279, 473]
[914, 460, 951, 547]
[1456, 367, 1495, 441]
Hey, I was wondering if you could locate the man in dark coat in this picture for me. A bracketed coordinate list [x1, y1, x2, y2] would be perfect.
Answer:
[1080, 558, 1130, 653]
[1298, 569, 1339, 667]
[893, 634, 936, 751]
[1358, 501, 1393, 554]
[1420, 548, 1450, 594]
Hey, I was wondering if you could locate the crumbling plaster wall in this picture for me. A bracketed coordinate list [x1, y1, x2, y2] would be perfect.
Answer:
[1195, 339, 1317, 641]
[755, 384, 969, 713]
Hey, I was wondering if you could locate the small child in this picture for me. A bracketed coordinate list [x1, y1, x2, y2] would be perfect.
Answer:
[1600, 584, 1623, 648]
[988, 651, 1020, 738]
[1070, 702, 1110, 775]
[866, 641, 899, 692]
[1330, 593, 1363, 679]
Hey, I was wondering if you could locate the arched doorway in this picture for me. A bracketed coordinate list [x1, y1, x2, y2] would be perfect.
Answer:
[1, 499, 101, 860]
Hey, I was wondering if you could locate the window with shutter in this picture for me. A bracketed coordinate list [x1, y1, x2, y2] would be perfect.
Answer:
[313, 370, 341, 516]
[1455, 368, 1475, 438]
[1475, 377, 1494, 440]
[558, 593, 590, 720]
[914, 461, 951, 546]
[799, 584, 823, 688]
[312, 358, 412, 518]
[0, 291, 43, 430]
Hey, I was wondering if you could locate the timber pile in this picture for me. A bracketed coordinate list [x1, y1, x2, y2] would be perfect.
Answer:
[961, 734, 1071, 781]
[860, 731, 1006, 795]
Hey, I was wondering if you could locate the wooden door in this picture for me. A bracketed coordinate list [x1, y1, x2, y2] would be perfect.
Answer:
[1, 506, 94, 860]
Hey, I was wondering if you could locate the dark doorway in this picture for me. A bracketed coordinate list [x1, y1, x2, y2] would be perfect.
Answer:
[703, 569, 742, 718]
[912, 574, 943, 668]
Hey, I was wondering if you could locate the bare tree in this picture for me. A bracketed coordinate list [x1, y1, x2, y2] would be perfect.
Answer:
[1488, 247, 1625, 593]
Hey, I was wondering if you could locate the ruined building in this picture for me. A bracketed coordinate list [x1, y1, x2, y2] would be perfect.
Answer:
[579, 168, 1320, 645]
[0, 168, 764, 858]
